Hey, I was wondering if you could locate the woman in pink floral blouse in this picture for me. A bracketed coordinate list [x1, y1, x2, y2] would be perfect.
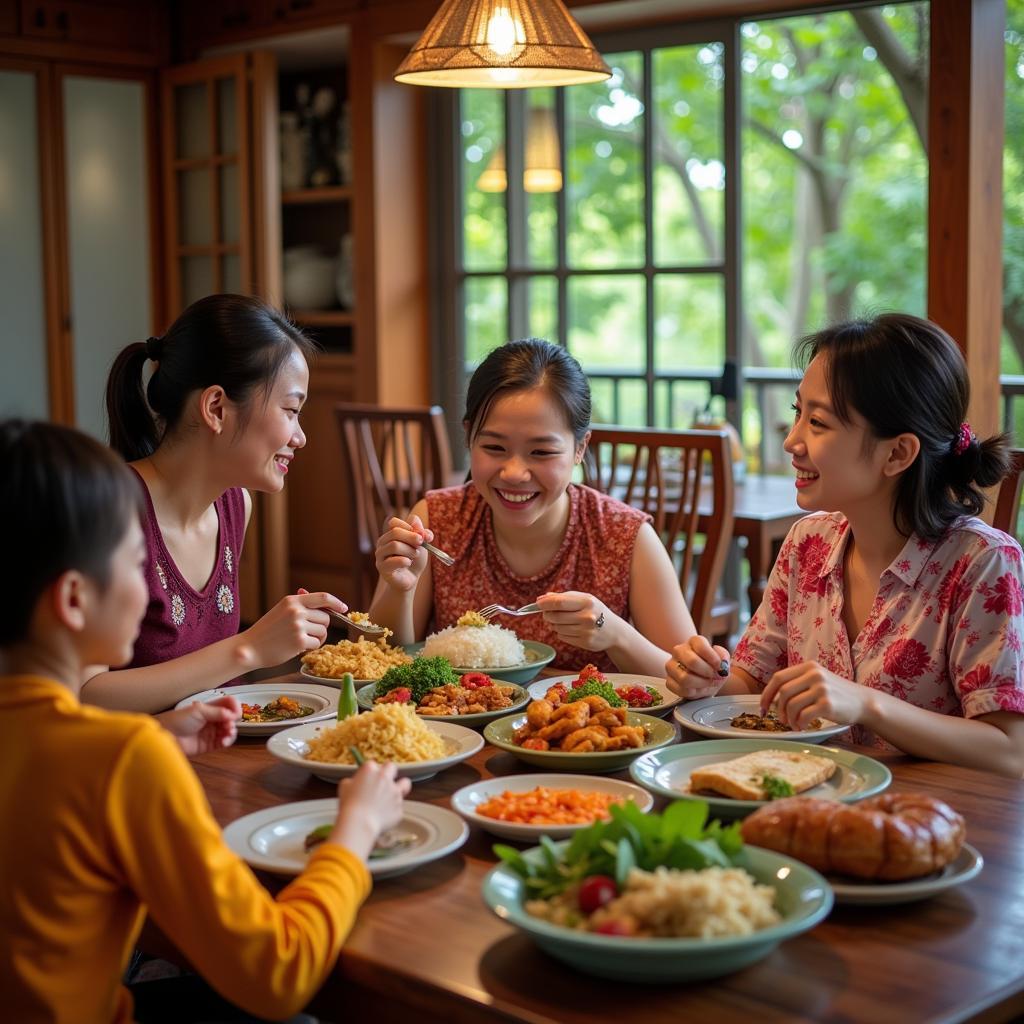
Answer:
[668, 313, 1024, 776]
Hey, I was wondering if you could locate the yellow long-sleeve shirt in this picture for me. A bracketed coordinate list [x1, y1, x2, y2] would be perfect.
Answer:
[0, 675, 371, 1024]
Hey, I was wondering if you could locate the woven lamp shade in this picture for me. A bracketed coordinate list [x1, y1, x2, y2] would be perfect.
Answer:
[394, 0, 611, 88]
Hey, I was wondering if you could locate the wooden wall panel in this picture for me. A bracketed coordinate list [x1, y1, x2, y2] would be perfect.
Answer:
[927, 0, 1005, 439]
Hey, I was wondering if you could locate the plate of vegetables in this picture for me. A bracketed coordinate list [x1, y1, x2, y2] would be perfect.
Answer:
[482, 800, 832, 982]
[174, 682, 338, 735]
[528, 665, 682, 718]
[357, 657, 530, 727]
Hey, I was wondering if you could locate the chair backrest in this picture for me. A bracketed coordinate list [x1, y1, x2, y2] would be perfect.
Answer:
[582, 426, 735, 636]
[993, 449, 1024, 540]
[335, 402, 453, 608]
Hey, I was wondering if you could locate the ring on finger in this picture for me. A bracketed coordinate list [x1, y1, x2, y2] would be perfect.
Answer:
[595, 612, 605, 629]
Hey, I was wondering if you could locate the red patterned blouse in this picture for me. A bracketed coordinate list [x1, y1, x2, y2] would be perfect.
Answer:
[732, 511, 1024, 749]
[426, 483, 650, 673]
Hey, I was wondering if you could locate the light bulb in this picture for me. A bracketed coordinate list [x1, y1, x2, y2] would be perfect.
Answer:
[484, 8, 523, 60]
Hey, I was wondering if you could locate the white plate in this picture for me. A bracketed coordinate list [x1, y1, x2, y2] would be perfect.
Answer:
[450, 773, 654, 841]
[174, 683, 339, 735]
[827, 843, 983, 905]
[675, 694, 851, 743]
[223, 798, 469, 879]
[299, 665, 376, 688]
[527, 673, 682, 718]
[266, 718, 484, 783]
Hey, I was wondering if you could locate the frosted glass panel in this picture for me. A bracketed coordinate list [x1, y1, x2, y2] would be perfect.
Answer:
[217, 77, 237, 155]
[64, 76, 153, 440]
[179, 166, 212, 245]
[223, 253, 242, 293]
[182, 255, 214, 305]
[176, 82, 209, 159]
[0, 71, 49, 420]
[219, 162, 239, 243]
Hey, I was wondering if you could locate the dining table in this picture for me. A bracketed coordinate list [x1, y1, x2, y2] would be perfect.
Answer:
[174, 669, 1024, 1024]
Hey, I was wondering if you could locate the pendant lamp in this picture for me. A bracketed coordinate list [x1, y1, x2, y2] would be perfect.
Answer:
[394, 0, 611, 89]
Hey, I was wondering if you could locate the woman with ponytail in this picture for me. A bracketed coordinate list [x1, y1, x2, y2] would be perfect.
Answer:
[668, 313, 1024, 777]
[83, 294, 347, 713]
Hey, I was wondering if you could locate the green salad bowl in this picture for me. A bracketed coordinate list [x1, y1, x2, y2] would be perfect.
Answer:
[483, 710, 676, 773]
[356, 680, 530, 728]
[482, 840, 833, 983]
[403, 640, 556, 685]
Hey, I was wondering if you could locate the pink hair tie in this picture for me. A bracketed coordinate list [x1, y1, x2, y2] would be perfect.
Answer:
[953, 421, 975, 456]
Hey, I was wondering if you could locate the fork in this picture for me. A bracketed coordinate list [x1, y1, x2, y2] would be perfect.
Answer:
[477, 602, 542, 620]
[422, 540, 456, 567]
[326, 610, 388, 635]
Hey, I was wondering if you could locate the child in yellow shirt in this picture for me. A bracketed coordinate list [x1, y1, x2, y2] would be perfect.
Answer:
[0, 419, 411, 1024]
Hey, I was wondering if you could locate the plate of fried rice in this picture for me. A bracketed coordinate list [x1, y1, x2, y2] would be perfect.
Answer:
[267, 703, 484, 782]
[300, 636, 412, 684]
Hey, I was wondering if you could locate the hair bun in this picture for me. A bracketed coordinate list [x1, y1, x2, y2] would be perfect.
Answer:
[145, 335, 163, 360]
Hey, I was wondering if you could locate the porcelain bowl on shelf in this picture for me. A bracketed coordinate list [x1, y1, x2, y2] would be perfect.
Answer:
[283, 245, 337, 309]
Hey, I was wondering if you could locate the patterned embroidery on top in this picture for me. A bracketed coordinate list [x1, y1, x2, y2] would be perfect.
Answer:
[155, 563, 168, 590]
[216, 584, 235, 614]
[170, 593, 186, 627]
[224, 544, 234, 575]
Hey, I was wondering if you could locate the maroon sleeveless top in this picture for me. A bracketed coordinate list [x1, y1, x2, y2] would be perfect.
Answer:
[426, 483, 650, 673]
[128, 468, 247, 670]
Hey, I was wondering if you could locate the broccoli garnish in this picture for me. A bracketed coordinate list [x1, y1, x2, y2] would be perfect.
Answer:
[568, 679, 626, 707]
[374, 656, 459, 703]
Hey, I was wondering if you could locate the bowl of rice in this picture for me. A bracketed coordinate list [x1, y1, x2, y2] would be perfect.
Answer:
[267, 704, 484, 782]
[482, 842, 832, 982]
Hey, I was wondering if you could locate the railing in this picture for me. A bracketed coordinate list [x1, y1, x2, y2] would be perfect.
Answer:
[585, 368, 1024, 474]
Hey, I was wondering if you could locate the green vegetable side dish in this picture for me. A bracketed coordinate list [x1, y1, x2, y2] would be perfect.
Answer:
[493, 800, 743, 901]
[760, 774, 795, 800]
[374, 656, 459, 703]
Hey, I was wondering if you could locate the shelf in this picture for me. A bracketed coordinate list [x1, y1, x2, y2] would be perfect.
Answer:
[292, 309, 355, 327]
[281, 186, 353, 205]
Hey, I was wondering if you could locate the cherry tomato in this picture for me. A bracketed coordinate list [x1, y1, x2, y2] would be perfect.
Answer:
[594, 918, 633, 937]
[577, 874, 618, 914]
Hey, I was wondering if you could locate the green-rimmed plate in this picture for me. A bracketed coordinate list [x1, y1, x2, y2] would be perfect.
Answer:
[482, 841, 833, 982]
[630, 738, 891, 819]
[404, 640, 556, 684]
[356, 680, 530, 728]
[483, 711, 676, 773]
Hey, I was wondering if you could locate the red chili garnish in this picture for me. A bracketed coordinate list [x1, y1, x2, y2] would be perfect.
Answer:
[594, 918, 634, 936]
[578, 874, 618, 914]
[460, 672, 492, 690]
[379, 687, 412, 704]
[615, 685, 654, 708]
[572, 663, 606, 688]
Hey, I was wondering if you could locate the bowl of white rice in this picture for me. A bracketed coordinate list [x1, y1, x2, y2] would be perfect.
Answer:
[482, 842, 832, 982]
[408, 624, 555, 684]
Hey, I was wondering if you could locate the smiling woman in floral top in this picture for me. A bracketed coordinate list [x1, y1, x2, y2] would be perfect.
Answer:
[668, 313, 1024, 777]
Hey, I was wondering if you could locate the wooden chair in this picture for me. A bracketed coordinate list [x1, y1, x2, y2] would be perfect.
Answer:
[993, 449, 1024, 540]
[335, 402, 454, 609]
[582, 426, 738, 642]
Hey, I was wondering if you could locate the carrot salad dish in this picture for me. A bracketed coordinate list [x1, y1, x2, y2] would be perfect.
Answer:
[475, 787, 628, 826]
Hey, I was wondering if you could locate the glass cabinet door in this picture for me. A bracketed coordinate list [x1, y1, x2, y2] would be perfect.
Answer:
[62, 73, 153, 440]
[0, 67, 50, 421]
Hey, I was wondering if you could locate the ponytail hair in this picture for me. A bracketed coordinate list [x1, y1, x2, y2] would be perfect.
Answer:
[106, 294, 316, 461]
[795, 313, 1011, 541]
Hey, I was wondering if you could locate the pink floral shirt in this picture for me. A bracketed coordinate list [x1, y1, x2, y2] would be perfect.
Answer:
[732, 511, 1024, 750]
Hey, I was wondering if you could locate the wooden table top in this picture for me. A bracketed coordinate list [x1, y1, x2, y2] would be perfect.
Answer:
[191, 680, 1024, 1023]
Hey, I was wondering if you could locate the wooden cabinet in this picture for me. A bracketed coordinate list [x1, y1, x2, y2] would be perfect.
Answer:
[176, 0, 361, 54]
[0, 2, 17, 35]
[16, 0, 164, 59]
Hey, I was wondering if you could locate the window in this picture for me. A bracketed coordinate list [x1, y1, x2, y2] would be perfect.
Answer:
[440, 3, 929, 470]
